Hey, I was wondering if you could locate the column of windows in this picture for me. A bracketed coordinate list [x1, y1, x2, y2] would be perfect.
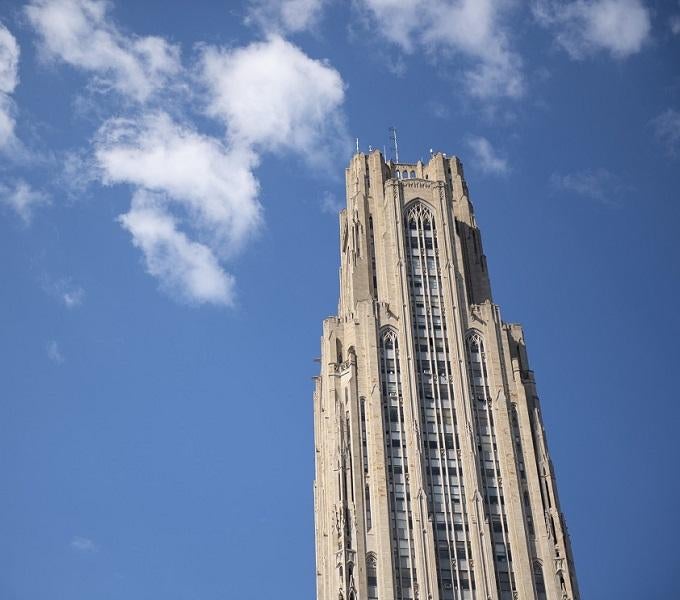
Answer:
[404, 203, 475, 600]
[465, 334, 516, 600]
[380, 330, 418, 599]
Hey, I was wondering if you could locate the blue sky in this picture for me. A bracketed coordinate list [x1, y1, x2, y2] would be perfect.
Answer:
[1, 0, 679, 598]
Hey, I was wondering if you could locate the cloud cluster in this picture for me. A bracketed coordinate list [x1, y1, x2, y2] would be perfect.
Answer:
[357, 0, 524, 99]
[0, 22, 19, 149]
[533, 0, 651, 59]
[26, 0, 181, 102]
[24, 1, 347, 306]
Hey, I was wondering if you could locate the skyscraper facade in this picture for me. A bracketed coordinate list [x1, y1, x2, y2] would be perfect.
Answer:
[313, 151, 578, 600]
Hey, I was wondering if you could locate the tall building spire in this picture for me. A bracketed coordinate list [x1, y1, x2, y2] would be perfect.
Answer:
[314, 150, 578, 600]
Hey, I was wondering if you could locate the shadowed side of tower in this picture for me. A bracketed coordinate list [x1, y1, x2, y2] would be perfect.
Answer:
[313, 150, 578, 600]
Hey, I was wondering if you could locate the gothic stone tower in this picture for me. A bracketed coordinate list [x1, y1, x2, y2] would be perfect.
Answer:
[313, 150, 578, 600]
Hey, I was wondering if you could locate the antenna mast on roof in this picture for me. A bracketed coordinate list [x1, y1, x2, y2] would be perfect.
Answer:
[389, 126, 399, 163]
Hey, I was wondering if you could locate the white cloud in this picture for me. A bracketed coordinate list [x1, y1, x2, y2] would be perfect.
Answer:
[0, 22, 19, 149]
[46, 340, 64, 363]
[70, 536, 98, 552]
[248, 0, 328, 33]
[0, 180, 50, 223]
[95, 112, 261, 256]
[550, 168, 622, 205]
[357, 0, 524, 99]
[0, 23, 19, 94]
[651, 109, 680, 157]
[119, 192, 235, 306]
[25, 0, 181, 102]
[201, 35, 348, 163]
[533, 0, 651, 59]
[466, 135, 509, 174]
[94, 112, 261, 306]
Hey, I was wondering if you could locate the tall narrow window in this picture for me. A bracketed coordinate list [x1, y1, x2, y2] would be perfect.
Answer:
[534, 562, 547, 600]
[367, 553, 378, 600]
[360, 398, 372, 531]
[369, 215, 377, 295]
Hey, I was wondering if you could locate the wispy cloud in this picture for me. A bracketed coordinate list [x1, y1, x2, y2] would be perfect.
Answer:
[357, 0, 524, 100]
[320, 190, 343, 215]
[0, 180, 50, 223]
[70, 536, 98, 552]
[651, 109, 680, 157]
[550, 168, 624, 205]
[533, 0, 651, 59]
[46, 340, 64, 364]
[466, 135, 509, 174]
[426, 100, 451, 120]
[671, 14, 680, 35]
[42, 276, 85, 308]
[0, 22, 20, 150]
[26, 0, 181, 103]
[60, 149, 98, 197]
[247, 0, 328, 33]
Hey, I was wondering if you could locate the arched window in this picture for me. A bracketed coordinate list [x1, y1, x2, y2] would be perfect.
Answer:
[533, 562, 547, 600]
[402, 169, 408, 179]
[367, 552, 378, 599]
[409, 170, 416, 179]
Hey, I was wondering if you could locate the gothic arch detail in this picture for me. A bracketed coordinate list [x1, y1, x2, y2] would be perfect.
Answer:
[404, 199, 435, 224]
